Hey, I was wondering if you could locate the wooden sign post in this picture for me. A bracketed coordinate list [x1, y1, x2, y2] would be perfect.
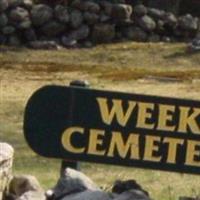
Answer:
[24, 83, 200, 175]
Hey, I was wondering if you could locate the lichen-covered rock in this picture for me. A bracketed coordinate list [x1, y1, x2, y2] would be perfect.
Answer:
[40, 20, 66, 36]
[54, 5, 69, 24]
[0, 143, 14, 200]
[0, 0, 8, 12]
[92, 23, 115, 43]
[123, 26, 147, 41]
[60, 190, 112, 200]
[178, 14, 198, 31]
[31, 4, 53, 26]
[111, 4, 132, 22]
[0, 13, 8, 27]
[9, 7, 29, 23]
[134, 4, 147, 17]
[138, 15, 156, 32]
[51, 168, 100, 199]
[70, 9, 83, 28]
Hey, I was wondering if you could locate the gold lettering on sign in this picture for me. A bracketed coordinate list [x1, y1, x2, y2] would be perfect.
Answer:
[163, 138, 184, 163]
[88, 129, 106, 156]
[185, 140, 200, 167]
[157, 104, 176, 131]
[96, 98, 136, 126]
[143, 135, 161, 162]
[136, 102, 155, 129]
[61, 126, 85, 153]
[107, 132, 139, 159]
[178, 107, 200, 134]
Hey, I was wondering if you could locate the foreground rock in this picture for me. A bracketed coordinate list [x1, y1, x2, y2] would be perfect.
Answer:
[0, 143, 14, 200]
[60, 190, 112, 200]
[50, 168, 100, 199]
[113, 190, 151, 200]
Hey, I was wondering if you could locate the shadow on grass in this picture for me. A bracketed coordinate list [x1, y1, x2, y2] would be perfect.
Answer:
[164, 49, 200, 59]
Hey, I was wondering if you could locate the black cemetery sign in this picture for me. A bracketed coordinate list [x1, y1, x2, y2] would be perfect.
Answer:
[24, 84, 200, 175]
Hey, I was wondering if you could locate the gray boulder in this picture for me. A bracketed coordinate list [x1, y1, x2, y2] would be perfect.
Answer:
[9, 175, 43, 197]
[147, 8, 165, 20]
[0, 0, 8, 12]
[70, 10, 83, 28]
[0, 13, 8, 27]
[99, 12, 110, 23]
[134, 4, 147, 17]
[111, 4, 132, 22]
[123, 26, 147, 42]
[92, 23, 115, 43]
[16, 191, 46, 200]
[21, 0, 33, 9]
[84, 12, 99, 25]
[138, 15, 156, 32]
[68, 24, 90, 40]
[113, 190, 151, 200]
[178, 14, 198, 31]
[7, 0, 32, 9]
[9, 7, 29, 23]
[0, 143, 14, 198]
[60, 190, 112, 200]
[156, 19, 165, 33]
[31, 4, 53, 27]
[2, 26, 16, 34]
[51, 168, 99, 199]
[163, 12, 177, 28]
[40, 21, 66, 37]
[18, 19, 31, 29]
[61, 36, 77, 48]
[28, 40, 60, 49]
[54, 5, 69, 24]
[82, 1, 100, 13]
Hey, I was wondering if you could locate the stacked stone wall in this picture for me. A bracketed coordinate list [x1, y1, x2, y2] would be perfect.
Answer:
[0, 0, 199, 48]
